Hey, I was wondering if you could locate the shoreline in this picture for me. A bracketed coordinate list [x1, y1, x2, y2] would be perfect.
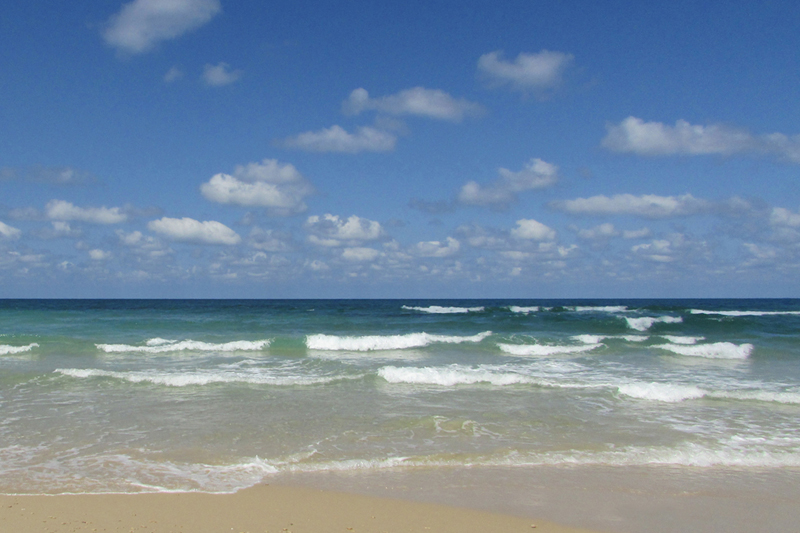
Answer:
[0, 483, 598, 533]
[2, 465, 799, 533]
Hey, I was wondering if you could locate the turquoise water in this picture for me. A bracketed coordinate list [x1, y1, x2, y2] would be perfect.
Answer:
[1, 299, 799, 493]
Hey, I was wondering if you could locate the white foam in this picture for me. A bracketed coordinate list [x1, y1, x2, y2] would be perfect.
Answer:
[96, 339, 271, 354]
[0, 343, 39, 355]
[621, 335, 648, 342]
[711, 390, 800, 404]
[654, 342, 754, 359]
[571, 334, 606, 344]
[55, 368, 351, 387]
[378, 365, 530, 386]
[402, 305, 485, 314]
[571, 306, 629, 313]
[508, 306, 539, 314]
[624, 316, 683, 331]
[618, 382, 707, 403]
[305, 331, 492, 351]
[571, 334, 648, 343]
[690, 309, 800, 316]
[660, 335, 704, 345]
[146, 338, 177, 346]
[498, 342, 602, 356]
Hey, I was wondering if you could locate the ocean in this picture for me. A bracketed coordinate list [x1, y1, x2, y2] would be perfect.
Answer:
[1, 298, 799, 503]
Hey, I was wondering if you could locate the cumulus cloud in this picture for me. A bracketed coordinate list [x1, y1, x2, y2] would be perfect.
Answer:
[89, 249, 113, 261]
[770, 207, 800, 227]
[477, 50, 573, 91]
[103, 0, 221, 54]
[0, 221, 22, 240]
[602, 117, 754, 156]
[511, 219, 557, 241]
[201, 159, 314, 216]
[551, 193, 709, 218]
[202, 62, 242, 86]
[305, 214, 384, 247]
[574, 223, 619, 240]
[247, 227, 292, 252]
[458, 158, 558, 208]
[342, 87, 484, 122]
[46, 200, 128, 224]
[282, 125, 397, 153]
[342, 247, 381, 262]
[602, 117, 800, 163]
[148, 217, 241, 245]
[411, 237, 461, 258]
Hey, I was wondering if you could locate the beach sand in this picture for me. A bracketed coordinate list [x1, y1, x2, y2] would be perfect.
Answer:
[0, 484, 600, 533]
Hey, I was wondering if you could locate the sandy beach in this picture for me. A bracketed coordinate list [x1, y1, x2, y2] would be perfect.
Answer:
[0, 484, 599, 533]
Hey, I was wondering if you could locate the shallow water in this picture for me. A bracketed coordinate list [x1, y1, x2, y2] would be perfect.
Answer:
[1, 299, 799, 497]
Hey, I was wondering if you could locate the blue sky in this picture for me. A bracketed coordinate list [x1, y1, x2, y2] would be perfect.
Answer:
[2, 0, 799, 298]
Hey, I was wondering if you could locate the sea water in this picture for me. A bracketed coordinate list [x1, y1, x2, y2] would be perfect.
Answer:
[1, 299, 799, 499]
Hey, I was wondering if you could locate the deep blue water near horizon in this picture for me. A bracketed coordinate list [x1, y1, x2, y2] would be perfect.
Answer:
[1, 298, 799, 499]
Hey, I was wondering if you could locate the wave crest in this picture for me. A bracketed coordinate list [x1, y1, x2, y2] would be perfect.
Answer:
[498, 342, 602, 356]
[96, 339, 271, 354]
[401, 305, 485, 314]
[306, 331, 492, 351]
[0, 343, 39, 355]
[625, 316, 683, 331]
[654, 342, 754, 359]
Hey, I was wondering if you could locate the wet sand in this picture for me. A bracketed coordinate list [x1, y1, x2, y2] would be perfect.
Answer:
[0, 483, 600, 533]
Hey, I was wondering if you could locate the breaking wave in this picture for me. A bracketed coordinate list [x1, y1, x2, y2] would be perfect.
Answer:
[498, 342, 602, 356]
[306, 331, 492, 351]
[625, 316, 683, 331]
[508, 306, 540, 314]
[0, 343, 39, 355]
[96, 339, 271, 354]
[402, 305, 485, 314]
[654, 342, 754, 359]
[378, 365, 531, 386]
[55, 368, 352, 387]
[690, 309, 800, 316]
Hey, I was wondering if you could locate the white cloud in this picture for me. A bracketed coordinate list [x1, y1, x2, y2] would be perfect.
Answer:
[602, 117, 800, 163]
[623, 227, 652, 239]
[201, 159, 314, 215]
[411, 237, 461, 257]
[343, 87, 484, 122]
[164, 66, 183, 83]
[306, 214, 384, 247]
[89, 249, 113, 261]
[103, 0, 221, 54]
[575, 223, 619, 240]
[35, 221, 82, 240]
[458, 158, 558, 207]
[147, 217, 241, 245]
[202, 62, 242, 86]
[282, 125, 396, 153]
[248, 228, 291, 252]
[0, 221, 21, 240]
[477, 50, 573, 91]
[511, 219, 557, 241]
[46, 200, 128, 224]
[304, 259, 329, 271]
[342, 247, 381, 262]
[602, 117, 754, 156]
[631, 239, 675, 263]
[551, 194, 708, 218]
[770, 207, 800, 227]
